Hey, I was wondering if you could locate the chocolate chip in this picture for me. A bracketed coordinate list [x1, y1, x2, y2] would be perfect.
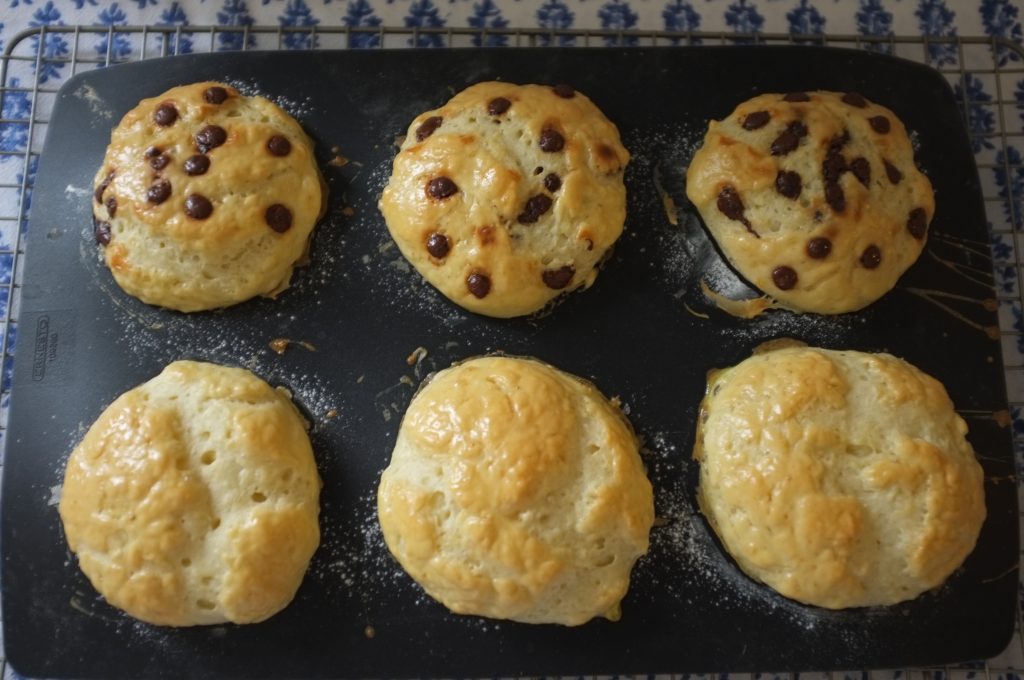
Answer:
[265, 204, 293, 233]
[466, 272, 491, 298]
[184, 194, 213, 220]
[842, 92, 867, 108]
[153, 102, 178, 126]
[783, 92, 811, 102]
[533, 166, 543, 175]
[426, 232, 450, 259]
[772, 265, 798, 290]
[105, 196, 117, 218]
[487, 97, 511, 116]
[717, 185, 759, 237]
[775, 170, 802, 199]
[553, 84, 575, 99]
[415, 116, 443, 141]
[149, 154, 170, 171]
[849, 157, 870, 186]
[184, 154, 210, 176]
[517, 194, 553, 224]
[543, 173, 562, 192]
[267, 135, 291, 157]
[144, 146, 161, 158]
[806, 237, 832, 259]
[770, 121, 808, 156]
[884, 160, 903, 184]
[542, 265, 575, 290]
[203, 86, 229, 104]
[94, 221, 111, 246]
[195, 125, 227, 153]
[825, 182, 846, 213]
[426, 177, 458, 200]
[146, 180, 171, 204]
[869, 116, 891, 134]
[539, 128, 564, 153]
[742, 110, 771, 130]
[907, 208, 928, 239]
[94, 171, 114, 203]
[861, 245, 882, 269]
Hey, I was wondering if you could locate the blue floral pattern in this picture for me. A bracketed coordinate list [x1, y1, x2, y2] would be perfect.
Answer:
[954, 73, 996, 153]
[916, 0, 957, 66]
[468, 0, 508, 47]
[404, 0, 445, 47]
[343, 0, 381, 47]
[856, 0, 893, 53]
[279, 0, 318, 49]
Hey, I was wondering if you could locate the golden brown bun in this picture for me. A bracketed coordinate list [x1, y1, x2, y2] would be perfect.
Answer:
[380, 82, 629, 318]
[92, 82, 326, 312]
[377, 356, 653, 624]
[59, 361, 321, 626]
[695, 346, 986, 608]
[686, 92, 934, 314]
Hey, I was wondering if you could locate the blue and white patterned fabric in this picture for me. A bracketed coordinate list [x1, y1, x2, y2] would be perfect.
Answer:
[1, 0, 1024, 678]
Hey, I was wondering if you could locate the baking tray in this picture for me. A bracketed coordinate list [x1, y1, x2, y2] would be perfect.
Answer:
[0, 47, 1016, 679]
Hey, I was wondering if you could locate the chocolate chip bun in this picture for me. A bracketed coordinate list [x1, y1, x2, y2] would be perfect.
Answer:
[695, 346, 986, 608]
[379, 82, 629, 318]
[92, 82, 326, 312]
[686, 92, 934, 314]
[377, 356, 653, 624]
[58, 360, 321, 626]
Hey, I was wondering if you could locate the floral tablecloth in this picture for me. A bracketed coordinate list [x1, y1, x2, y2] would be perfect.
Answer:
[1, 0, 1023, 678]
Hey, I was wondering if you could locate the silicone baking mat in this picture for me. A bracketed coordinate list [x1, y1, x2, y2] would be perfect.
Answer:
[0, 47, 1016, 678]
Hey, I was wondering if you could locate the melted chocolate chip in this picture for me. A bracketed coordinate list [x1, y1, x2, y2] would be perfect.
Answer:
[539, 128, 564, 153]
[184, 154, 210, 176]
[267, 135, 291, 157]
[149, 154, 170, 171]
[553, 84, 575, 99]
[184, 194, 213, 220]
[869, 116, 891, 134]
[94, 221, 111, 246]
[806, 237, 832, 259]
[517, 194, 554, 224]
[717, 185, 759, 237]
[466, 272, 491, 298]
[825, 182, 846, 213]
[146, 180, 172, 204]
[426, 177, 459, 200]
[533, 167, 544, 176]
[861, 245, 882, 269]
[543, 173, 562, 192]
[842, 92, 868, 108]
[772, 265, 798, 290]
[542, 265, 575, 290]
[426, 232, 450, 259]
[742, 110, 771, 130]
[487, 97, 511, 116]
[907, 208, 928, 239]
[849, 157, 871, 186]
[884, 160, 903, 184]
[415, 116, 443, 141]
[144, 146, 162, 158]
[153, 102, 178, 126]
[203, 86, 229, 104]
[775, 170, 802, 199]
[195, 125, 227, 153]
[265, 204, 293, 233]
[770, 121, 808, 156]
[105, 196, 117, 218]
[94, 171, 114, 203]
[783, 92, 811, 102]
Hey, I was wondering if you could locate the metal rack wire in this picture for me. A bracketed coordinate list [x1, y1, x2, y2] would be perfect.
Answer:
[1, 25, 1022, 680]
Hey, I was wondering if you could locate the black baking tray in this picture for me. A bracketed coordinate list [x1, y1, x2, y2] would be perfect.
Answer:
[1, 47, 1017, 679]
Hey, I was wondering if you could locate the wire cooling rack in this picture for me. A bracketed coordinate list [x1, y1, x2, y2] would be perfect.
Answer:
[2, 25, 1023, 680]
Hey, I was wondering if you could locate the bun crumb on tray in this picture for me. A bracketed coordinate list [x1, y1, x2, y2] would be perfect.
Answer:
[377, 355, 653, 625]
[686, 91, 934, 314]
[380, 82, 629, 318]
[58, 360, 321, 626]
[91, 82, 326, 312]
[695, 345, 986, 609]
